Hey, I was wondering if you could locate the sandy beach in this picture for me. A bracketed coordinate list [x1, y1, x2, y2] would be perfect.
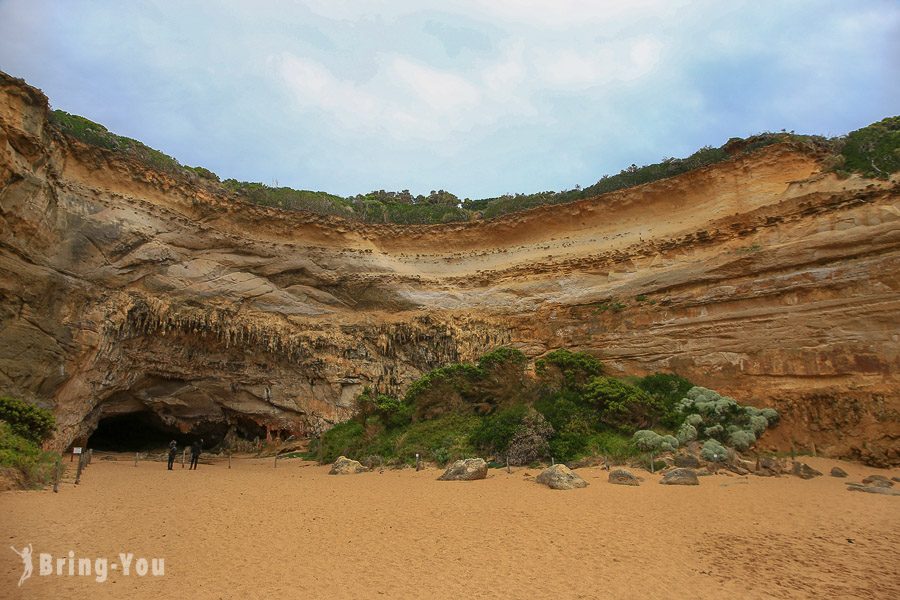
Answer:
[1, 455, 898, 599]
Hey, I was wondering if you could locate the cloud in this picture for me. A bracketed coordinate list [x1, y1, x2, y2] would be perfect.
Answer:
[0, 0, 896, 198]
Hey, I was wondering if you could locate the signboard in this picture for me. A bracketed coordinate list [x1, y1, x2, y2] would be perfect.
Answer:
[72, 447, 82, 455]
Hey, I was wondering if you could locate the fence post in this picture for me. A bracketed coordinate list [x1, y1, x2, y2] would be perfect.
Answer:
[53, 457, 62, 493]
[415, 453, 420, 472]
[182, 449, 186, 468]
[506, 455, 510, 474]
[134, 452, 139, 467]
[75, 453, 84, 485]
[228, 451, 232, 469]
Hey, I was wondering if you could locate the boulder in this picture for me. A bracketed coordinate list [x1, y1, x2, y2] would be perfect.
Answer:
[437, 458, 488, 481]
[608, 469, 640, 486]
[536, 464, 588, 490]
[846, 483, 900, 497]
[674, 455, 700, 469]
[830, 466, 848, 478]
[329, 456, 368, 475]
[791, 462, 823, 480]
[659, 468, 700, 485]
[861, 475, 893, 488]
[754, 456, 784, 477]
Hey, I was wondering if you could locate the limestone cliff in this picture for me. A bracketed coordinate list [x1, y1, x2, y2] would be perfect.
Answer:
[1, 72, 897, 464]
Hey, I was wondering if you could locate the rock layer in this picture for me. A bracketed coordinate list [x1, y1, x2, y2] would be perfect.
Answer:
[0, 72, 897, 464]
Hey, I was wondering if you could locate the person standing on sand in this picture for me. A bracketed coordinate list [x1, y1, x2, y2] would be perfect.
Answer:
[189, 438, 203, 470]
[167, 439, 177, 470]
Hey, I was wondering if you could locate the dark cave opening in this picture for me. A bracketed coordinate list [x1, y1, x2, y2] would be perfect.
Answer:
[87, 411, 227, 452]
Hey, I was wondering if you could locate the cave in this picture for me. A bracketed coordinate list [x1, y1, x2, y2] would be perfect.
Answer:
[87, 411, 227, 452]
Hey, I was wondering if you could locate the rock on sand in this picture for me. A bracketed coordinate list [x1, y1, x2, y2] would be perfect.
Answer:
[660, 468, 700, 485]
[438, 458, 488, 481]
[608, 469, 640, 486]
[329, 456, 368, 475]
[536, 464, 588, 490]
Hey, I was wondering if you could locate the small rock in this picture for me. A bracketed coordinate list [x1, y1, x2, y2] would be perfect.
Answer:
[724, 463, 750, 476]
[846, 483, 900, 497]
[791, 462, 822, 480]
[536, 464, 588, 490]
[830, 466, 848, 478]
[659, 468, 700, 485]
[437, 458, 488, 481]
[893, 477, 900, 483]
[674, 455, 700, 468]
[329, 456, 368, 475]
[608, 468, 640, 486]
[861, 475, 893, 488]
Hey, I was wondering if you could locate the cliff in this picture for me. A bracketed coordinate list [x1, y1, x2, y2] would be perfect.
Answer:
[1, 72, 897, 464]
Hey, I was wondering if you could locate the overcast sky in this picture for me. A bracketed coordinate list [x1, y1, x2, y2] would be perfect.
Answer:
[0, 0, 897, 198]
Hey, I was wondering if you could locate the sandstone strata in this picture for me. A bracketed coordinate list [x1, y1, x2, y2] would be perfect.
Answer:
[1, 72, 897, 464]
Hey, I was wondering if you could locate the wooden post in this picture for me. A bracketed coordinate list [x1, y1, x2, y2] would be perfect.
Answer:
[182, 449, 186, 469]
[75, 453, 84, 485]
[134, 452, 138, 467]
[506, 455, 510, 474]
[228, 451, 232, 469]
[415, 453, 420, 472]
[551, 456, 555, 466]
[53, 457, 62, 493]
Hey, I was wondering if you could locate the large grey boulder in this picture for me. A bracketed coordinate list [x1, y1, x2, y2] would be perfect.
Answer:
[861, 475, 893, 488]
[846, 483, 900, 496]
[536, 464, 588, 490]
[791, 462, 822, 480]
[659, 468, 700, 486]
[830, 466, 848, 478]
[608, 468, 640, 486]
[329, 456, 368, 475]
[438, 458, 488, 481]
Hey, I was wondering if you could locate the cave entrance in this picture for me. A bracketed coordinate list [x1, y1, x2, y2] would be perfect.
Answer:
[87, 411, 226, 452]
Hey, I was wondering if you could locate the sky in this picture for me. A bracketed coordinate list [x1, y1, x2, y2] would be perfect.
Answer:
[0, 0, 897, 199]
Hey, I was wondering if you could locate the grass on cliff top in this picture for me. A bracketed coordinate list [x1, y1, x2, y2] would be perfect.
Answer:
[48, 108, 899, 224]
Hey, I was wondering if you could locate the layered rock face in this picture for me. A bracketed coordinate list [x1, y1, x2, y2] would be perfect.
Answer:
[1, 73, 897, 464]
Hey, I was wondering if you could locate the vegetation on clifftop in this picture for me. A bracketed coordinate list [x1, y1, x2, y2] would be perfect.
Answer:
[48, 109, 900, 225]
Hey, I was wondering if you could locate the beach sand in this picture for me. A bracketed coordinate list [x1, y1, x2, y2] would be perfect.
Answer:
[1, 455, 897, 599]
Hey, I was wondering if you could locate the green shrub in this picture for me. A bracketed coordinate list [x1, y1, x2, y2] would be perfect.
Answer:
[587, 430, 637, 461]
[470, 404, 528, 455]
[548, 417, 593, 463]
[0, 397, 55, 443]
[635, 373, 693, 427]
[392, 415, 481, 465]
[0, 422, 59, 488]
[315, 420, 366, 463]
[728, 429, 756, 452]
[676, 422, 697, 445]
[700, 439, 728, 462]
[678, 387, 778, 452]
[583, 377, 664, 431]
[838, 116, 900, 178]
[535, 349, 604, 392]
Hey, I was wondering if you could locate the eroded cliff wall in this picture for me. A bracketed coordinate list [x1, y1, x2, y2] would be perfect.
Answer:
[1, 73, 897, 463]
